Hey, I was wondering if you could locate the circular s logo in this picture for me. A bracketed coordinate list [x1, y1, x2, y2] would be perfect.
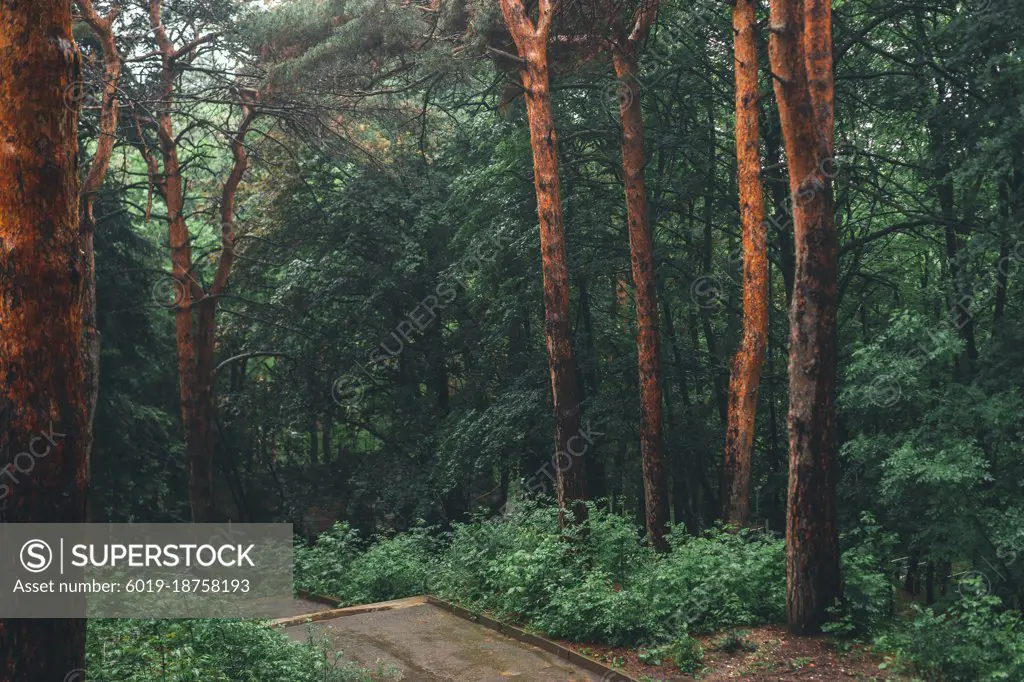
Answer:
[20, 539, 53, 573]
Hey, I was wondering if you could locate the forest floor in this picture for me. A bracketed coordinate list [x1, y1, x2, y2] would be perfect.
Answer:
[562, 626, 910, 681]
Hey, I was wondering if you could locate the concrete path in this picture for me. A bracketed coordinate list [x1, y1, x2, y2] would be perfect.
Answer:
[282, 599, 603, 681]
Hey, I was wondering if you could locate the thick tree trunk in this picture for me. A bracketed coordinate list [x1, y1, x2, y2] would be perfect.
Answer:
[0, 0, 88, 675]
[614, 50, 669, 550]
[767, 0, 843, 634]
[500, 0, 587, 525]
[723, 0, 769, 528]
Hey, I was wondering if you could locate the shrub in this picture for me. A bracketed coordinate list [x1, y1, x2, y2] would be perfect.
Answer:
[649, 525, 786, 634]
[825, 513, 899, 636]
[293, 521, 363, 598]
[296, 503, 787, 648]
[85, 618, 399, 681]
[875, 588, 1024, 681]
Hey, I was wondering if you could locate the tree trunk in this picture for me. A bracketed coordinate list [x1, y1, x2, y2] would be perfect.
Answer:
[723, 0, 769, 528]
[0, 0, 88, 674]
[138, 3, 255, 522]
[322, 413, 332, 464]
[763, 112, 796, 304]
[613, 50, 669, 550]
[499, 0, 587, 525]
[308, 418, 319, 465]
[767, 0, 843, 634]
[76, 1, 122, 488]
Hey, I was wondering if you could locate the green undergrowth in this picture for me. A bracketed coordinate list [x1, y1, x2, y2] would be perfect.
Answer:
[295, 501, 1024, 680]
[84, 618, 399, 681]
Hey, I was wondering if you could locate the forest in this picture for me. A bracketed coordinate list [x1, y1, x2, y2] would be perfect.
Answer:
[0, 0, 1023, 679]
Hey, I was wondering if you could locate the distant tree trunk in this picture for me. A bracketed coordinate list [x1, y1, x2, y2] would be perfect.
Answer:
[136, 2, 257, 522]
[322, 414, 332, 464]
[763, 112, 795, 304]
[308, 418, 319, 465]
[0, 0, 88, 675]
[576, 275, 606, 499]
[613, 42, 669, 550]
[723, 0, 769, 528]
[927, 82, 976, 375]
[767, 0, 843, 633]
[500, 0, 587, 525]
[76, 0, 122, 480]
[700, 103, 729, 426]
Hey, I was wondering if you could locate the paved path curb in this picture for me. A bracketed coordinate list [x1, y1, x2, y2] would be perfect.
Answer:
[273, 593, 639, 681]
[269, 595, 426, 628]
[423, 596, 637, 682]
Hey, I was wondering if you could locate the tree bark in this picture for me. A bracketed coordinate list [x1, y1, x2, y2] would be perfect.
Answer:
[135, 0, 257, 522]
[767, 0, 843, 633]
[76, 1, 122, 482]
[723, 0, 769, 528]
[0, 0, 88, 675]
[613, 45, 669, 550]
[499, 0, 587, 525]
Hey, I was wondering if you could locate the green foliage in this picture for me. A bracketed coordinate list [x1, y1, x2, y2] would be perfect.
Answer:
[294, 521, 436, 605]
[297, 502, 786, 646]
[875, 590, 1024, 681]
[650, 525, 787, 634]
[654, 634, 705, 674]
[713, 630, 757, 655]
[85, 618, 398, 681]
[825, 514, 899, 636]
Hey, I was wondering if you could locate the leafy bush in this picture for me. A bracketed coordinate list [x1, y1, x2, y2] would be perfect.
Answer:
[431, 502, 785, 645]
[85, 618, 398, 681]
[649, 525, 786, 634]
[295, 521, 436, 606]
[293, 521, 363, 598]
[876, 588, 1024, 681]
[825, 513, 899, 636]
[658, 634, 705, 673]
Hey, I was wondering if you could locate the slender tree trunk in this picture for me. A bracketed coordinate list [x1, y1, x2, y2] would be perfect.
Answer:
[723, 0, 769, 527]
[76, 1, 122, 486]
[767, 0, 843, 633]
[576, 275, 606, 499]
[613, 50, 669, 550]
[308, 418, 319, 465]
[763, 113, 796, 304]
[0, 0, 88, 674]
[500, 0, 587, 524]
[322, 413, 332, 464]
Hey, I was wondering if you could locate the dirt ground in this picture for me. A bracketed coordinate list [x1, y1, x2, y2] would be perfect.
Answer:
[562, 626, 911, 681]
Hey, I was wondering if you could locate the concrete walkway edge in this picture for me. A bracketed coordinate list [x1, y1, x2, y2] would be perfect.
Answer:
[423, 596, 637, 682]
[272, 593, 638, 681]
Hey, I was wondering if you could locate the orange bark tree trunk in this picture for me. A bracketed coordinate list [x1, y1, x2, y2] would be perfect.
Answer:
[76, 0, 122, 497]
[499, 0, 587, 524]
[612, 37, 669, 549]
[767, 0, 843, 633]
[136, 0, 257, 522]
[0, 0, 88, 674]
[722, 0, 768, 527]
